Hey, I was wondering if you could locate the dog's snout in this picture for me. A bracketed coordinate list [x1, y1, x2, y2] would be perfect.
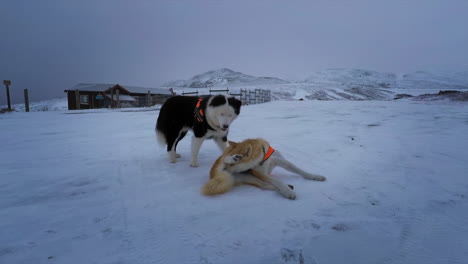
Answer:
[223, 124, 229, 129]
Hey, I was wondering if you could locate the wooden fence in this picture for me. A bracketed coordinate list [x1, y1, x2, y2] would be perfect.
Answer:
[181, 88, 271, 105]
[238, 89, 271, 105]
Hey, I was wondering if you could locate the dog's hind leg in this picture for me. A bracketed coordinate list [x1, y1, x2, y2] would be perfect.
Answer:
[249, 170, 296, 199]
[173, 129, 188, 159]
[166, 136, 178, 163]
[234, 173, 276, 190]
[165, 127, 188, 163]
[271, 153, 326, 181]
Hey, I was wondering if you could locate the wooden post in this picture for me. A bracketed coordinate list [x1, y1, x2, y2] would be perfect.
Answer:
[116, 89, 120, 108]
[110, 87, 114, 108]
[147, 91, 151, 107]
[24, 89, 30, 112]
[3, 80, 12, 110]
[6, 84, 11, 110]
[75, 89, 80, 110]
[243, 89, 247, 104]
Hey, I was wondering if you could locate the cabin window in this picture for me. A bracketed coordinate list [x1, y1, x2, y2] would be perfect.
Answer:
[80, 95, 89, 105]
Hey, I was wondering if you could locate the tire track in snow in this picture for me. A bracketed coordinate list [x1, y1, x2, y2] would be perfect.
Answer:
[120, 157, 168, 264]
[122, 159, 174, 264]
[117, 152, 200, 264]
[116, 161, 151, 264]
[388, 202, 468, 264]
[385, 122, 424, 264]
[391, 207, 423, 264]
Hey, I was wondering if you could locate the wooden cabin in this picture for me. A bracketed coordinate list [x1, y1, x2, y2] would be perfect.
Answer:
[64, 84, 175, 110]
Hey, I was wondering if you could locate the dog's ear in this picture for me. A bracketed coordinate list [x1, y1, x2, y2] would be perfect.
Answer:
[228, 141, 238, 147]
[228, 97, 242, 115]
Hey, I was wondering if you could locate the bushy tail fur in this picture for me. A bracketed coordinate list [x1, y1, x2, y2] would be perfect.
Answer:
[202, 170, 235, 196]
[155, 130, 166, 146]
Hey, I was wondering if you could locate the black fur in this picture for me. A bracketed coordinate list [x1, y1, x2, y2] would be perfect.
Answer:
[156, 95, 241, 154]
[209, 95, 227, 107]
[228, 97, 241, 115]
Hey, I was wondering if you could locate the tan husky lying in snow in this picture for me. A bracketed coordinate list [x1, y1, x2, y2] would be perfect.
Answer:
[202, 138, 326, 199]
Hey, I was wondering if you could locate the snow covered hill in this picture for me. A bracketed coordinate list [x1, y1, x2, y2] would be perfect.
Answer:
[303, 68, 398, 89]
[397, 70, 468, 90]
[165, 68, 468, 101]
[163, 68, 288, 88]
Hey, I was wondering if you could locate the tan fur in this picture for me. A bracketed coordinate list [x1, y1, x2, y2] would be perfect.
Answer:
[201, 169, 235, 195]
[203, 139, 266, 195]
[202, 138, 326, 199]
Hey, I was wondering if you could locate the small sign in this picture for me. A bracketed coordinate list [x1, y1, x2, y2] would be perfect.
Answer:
[3, 80, 11, 85]
[96, 95, 104, 100]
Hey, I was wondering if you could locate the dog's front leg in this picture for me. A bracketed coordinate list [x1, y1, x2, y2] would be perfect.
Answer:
[190, 136, 205, 167]
[213, 136, 228, 152]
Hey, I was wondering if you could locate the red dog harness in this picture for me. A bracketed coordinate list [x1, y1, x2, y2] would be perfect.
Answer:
[194, 98, 204, 122]
[259, 146, 275, 165]
[263, 146, 275, 161]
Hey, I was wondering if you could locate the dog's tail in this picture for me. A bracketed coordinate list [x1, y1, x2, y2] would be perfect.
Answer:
[202, 170, 235, 196]
[155, 129, 166, 146]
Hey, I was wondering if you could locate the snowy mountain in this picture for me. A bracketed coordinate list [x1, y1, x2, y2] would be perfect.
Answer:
[166, 68, 400, 101]
[303, 68, 398, 89]
[397, 70, 468, 90]
[163, 68, 288, 88]
[165, 68, 468, 101]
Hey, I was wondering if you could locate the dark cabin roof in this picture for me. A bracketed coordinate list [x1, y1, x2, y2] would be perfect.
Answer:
[65, 83, 173, 95]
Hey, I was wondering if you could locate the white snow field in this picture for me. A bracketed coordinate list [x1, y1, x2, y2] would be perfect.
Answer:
[1, 100, 468, 264]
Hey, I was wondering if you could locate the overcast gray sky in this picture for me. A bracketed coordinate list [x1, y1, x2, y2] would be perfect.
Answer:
[1, 0, 468, 103]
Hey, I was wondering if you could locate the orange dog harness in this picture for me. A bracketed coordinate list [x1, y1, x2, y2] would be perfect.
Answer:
[262, 146, 275, 163]
[194, 98, 204, 122]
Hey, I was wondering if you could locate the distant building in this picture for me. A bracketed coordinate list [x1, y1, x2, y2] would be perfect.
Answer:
[64, 83, 174, 110]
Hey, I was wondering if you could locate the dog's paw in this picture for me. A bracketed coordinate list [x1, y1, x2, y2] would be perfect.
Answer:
[305, 174, 326, 181]
[169, 152, 178, 163]
[224, 154, 243, 164]
[190, 161, 199, 167]
[285, 191, 296, 200]
[279, 187, 296, 200]
[314, 175, 326, 181]
[175, 153, 181, 158]
[232, 154, 243, 162]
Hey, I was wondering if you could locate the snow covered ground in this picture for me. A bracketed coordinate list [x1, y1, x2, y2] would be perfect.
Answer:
[1, 100, 468, 264]
[2, 97, 69, 112]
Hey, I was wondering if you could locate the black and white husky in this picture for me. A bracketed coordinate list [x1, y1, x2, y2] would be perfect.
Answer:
[156, 95, 242, 167]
